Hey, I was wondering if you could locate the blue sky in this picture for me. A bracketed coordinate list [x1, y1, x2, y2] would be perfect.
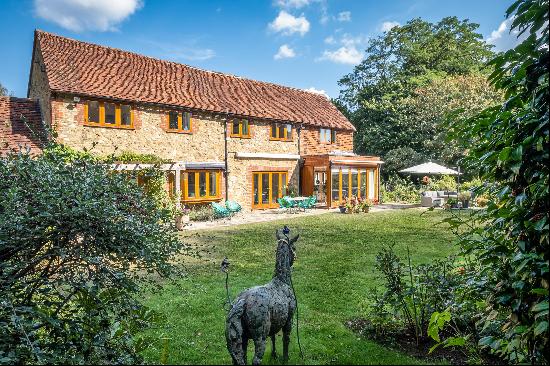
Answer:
[0, 0, 520, 99]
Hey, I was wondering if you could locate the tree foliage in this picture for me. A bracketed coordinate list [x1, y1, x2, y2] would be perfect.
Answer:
[0, 146, 184, 364]
[0, 82, 7, 97]
[337, 17, 500, 173]
[448, 0, 548, 363]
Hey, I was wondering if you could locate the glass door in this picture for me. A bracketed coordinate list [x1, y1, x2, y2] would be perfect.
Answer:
[252, 171, 287, 209]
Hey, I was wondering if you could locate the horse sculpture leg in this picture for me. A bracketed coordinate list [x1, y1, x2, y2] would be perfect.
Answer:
[242, 336, 248, 365]
[252, 337, 266, 365]
[282, 318, 292, 364]
[271, 334, 277, 359]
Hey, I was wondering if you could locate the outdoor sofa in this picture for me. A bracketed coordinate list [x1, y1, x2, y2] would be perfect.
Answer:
[420, 190, 458, 207]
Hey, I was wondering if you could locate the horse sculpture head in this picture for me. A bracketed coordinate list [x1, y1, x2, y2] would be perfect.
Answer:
[275, 229, 299, 269]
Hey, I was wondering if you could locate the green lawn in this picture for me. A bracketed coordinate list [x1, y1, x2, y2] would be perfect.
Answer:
[140, 209, 458, 365]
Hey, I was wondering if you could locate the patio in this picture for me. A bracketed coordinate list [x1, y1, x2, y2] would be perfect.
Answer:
[182, 203, 420, 231]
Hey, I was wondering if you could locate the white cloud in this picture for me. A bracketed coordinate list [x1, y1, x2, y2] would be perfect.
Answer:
[305, 87, 329, 98]
[142, 40, 216, 62]
[380, 21, 400, 32]
[486, 17, 527, 51]
[274, 44, 296, 59]
[319, 2, 330, 25]
[34, 0, 142, 32]
[318, 46, 362, 65]
[317, 33, 367, 65]
[274, 0, 310, 8]
[324, 36, 336, 44]
[487, 18, 510, 44]
[269, 10, 310, 36]
[337, 11, 351, 22]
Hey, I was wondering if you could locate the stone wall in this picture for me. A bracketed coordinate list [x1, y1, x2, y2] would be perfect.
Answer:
[300, 126, 353, 155]
[28, 41, 51, 127]
[227, 155, 300, 211]
[51, 96, 225, 162]
[49, 95, 302, 209]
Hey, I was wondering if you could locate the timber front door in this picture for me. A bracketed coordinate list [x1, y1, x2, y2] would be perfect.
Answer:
[252, 171, 287, 209]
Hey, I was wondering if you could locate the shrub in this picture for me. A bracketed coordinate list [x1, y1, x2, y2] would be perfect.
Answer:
[0, 146, 183, 364]
[189, 205, 215, 221]
[370, 246, 463, 346]
[448, 1, 548, 362]
[429, 175, 458, 192]
[381, 176, 420, 204]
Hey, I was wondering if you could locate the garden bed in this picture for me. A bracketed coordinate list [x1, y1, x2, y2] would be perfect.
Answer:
[346, 318, 504, 365]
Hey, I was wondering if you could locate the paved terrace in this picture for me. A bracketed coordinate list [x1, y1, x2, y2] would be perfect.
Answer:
[183, 203, 421, 231]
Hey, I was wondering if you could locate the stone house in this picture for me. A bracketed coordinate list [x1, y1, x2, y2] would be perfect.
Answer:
[23, 30, 382, 210]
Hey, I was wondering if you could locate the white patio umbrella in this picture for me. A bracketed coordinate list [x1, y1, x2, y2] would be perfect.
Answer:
[399, 161, 461, 175]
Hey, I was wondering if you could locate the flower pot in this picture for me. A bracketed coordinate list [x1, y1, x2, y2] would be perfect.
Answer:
[462, 200, 469, 209]
[338, 206, 346, 213]
[175, 214, 189, 230]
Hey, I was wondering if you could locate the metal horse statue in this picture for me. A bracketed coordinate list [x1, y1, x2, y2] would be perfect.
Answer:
[225, 228, 299, 365]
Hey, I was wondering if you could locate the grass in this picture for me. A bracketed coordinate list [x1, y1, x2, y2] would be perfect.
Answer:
[140, 209, 459, 365]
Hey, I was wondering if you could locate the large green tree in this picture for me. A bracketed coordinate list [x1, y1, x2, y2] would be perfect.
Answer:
[337, 17, 499, 174]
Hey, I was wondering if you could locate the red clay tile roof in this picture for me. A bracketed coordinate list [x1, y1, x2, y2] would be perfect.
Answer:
[35, 30, 355, 131]
[0, 97, 46, 156]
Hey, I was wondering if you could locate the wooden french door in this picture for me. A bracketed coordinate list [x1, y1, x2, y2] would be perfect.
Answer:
[252, 171, 287, 209]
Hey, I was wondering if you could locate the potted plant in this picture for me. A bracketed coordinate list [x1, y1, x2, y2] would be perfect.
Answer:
[338, 199, 347, 213]
[360, 199, 373, 213]
[458, 191, 472, 208]
[174, 198, 190, 230]
[446, 197, 459, 209]
[476, 196, 488, 207]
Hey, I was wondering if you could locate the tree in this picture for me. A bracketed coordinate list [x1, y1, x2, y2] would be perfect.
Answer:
[336, 17, 499, 173]
[0, 145, 184, 364]
[450, 0, 548, 362]
[0, 82, 7, 96]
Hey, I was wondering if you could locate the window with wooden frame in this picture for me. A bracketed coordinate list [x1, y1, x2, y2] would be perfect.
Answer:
[84, 100, 133, 128]
[320, 128, 336, 144]
[270, 123, 293, 141]
[180, 170, 222, 202]
[330, 166, 378, 205]
[166, 110, 192, 133]
[230, 119, 250, 138]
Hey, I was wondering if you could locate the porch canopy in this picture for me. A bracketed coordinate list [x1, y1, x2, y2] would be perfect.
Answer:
[399, 162, 460, 175]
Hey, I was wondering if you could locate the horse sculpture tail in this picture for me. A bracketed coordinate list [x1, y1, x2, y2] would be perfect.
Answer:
[225, 298, 246, 365]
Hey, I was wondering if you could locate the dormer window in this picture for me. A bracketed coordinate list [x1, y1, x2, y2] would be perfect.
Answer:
[230, 119, 250, 138]
[166, 111, 191, 133]
[270, 123, 292, 141]
[84, 100, 133, 128]
[320, 128, 336, 144]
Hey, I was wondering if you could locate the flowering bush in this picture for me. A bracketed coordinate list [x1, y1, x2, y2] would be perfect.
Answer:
[341, 196, 372, 213]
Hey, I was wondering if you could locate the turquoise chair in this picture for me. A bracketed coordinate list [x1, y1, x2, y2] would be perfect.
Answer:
[306, 195, 317, 209]
[225, 200, 242, 213]
[212, 202, 231, 218]
[278, 197, 293, 213]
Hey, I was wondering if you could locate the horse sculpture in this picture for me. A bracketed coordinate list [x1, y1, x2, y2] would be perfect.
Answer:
[225, 229, 299, 365]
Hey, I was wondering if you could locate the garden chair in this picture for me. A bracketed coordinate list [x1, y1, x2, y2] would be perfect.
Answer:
[212, 202, 232, 218]
[278, 197, 295, 213]
[307, 195, 317, 209]
[225, 200, 242, 213]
